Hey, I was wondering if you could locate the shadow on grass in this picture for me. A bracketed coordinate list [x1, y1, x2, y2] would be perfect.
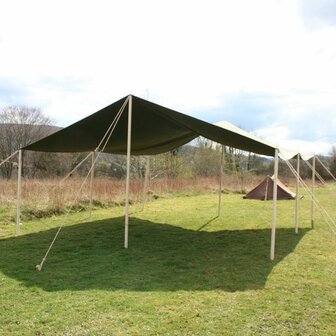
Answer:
[0, 217, 309, 292]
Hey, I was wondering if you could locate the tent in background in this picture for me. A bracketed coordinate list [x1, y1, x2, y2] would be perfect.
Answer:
[244, 175, 296, 200]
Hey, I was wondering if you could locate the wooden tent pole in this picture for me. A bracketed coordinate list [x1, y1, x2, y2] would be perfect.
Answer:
[295, 154, 300, 234]
[311, 156, 316, 229]
[270, 148, 279, 260]
[124, 95, 132, 248]
[142, 156, 150, 211]
[218, 145, 225, 217]
[89, 151, 95, 219]
[16, 149, 22, 235]
[264, 177, 269, 201]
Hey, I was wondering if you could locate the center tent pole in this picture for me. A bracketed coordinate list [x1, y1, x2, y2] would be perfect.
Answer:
[270, 148, 279, 261]
[89, 151, 95, 220]
[264, 178, 269, 201]
[295, 154, 300, 234]
[124, 95, 132, 248]
[311, 156, 316, 228]
[16, 149, 22, 235]
[142, 156, 150, 211]
[218, 144, 225, 217]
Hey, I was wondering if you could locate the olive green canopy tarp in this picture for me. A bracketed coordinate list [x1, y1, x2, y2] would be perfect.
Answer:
[20, 95, 282, 262]
[24, 95, 275, 156]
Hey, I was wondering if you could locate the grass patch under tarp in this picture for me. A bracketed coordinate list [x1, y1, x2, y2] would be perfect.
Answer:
[0, 191, 335, 335]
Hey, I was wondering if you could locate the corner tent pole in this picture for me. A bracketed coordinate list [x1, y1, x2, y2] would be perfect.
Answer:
[89, 151, 95, 219]
[311, 155, 316, 229]
[16, 149, 22, 235]
[142, 156, 150, 211]
[295, 154, 300, 234]
[217, 145, 225, 217]
[270, 148, 279, 261]
[124, 95, 132, 249]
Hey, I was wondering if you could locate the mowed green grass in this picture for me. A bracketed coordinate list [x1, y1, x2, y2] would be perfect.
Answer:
[0, 188, 335, 335]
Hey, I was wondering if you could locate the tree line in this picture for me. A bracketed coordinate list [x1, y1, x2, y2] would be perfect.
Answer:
[1, 105, 335, 181]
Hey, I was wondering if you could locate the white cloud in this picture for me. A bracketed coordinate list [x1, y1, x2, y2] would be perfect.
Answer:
[256, 123, 334, 156]
[0, 0, 335, 152]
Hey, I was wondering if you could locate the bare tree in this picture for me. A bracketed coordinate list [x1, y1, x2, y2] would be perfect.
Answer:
[328, 146, 336, 177]
[0, 106, 52, 178]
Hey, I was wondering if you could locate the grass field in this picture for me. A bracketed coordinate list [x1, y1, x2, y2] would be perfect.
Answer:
[0, 187, 335, 335]
[0, 175, 281, 222]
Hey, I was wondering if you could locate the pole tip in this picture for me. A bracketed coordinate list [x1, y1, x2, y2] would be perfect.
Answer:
[35, 264, 42, 272]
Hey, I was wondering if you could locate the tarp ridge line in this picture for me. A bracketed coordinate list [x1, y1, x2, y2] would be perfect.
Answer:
[134, 96, 275, 156]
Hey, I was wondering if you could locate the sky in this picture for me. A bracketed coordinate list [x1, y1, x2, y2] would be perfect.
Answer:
[0, 0, 335, 155]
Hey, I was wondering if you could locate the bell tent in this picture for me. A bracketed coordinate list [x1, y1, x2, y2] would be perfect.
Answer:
[244, 175, 296, 200]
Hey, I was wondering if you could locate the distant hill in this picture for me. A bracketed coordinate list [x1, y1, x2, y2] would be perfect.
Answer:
[0, 123, 61, 133]
[0, 123, 62, 146]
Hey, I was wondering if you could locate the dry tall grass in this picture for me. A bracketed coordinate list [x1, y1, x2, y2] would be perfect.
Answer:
[0, 174, 296, 221]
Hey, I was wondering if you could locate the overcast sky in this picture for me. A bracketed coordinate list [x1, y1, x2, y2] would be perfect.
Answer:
[0, 0, 335, 155]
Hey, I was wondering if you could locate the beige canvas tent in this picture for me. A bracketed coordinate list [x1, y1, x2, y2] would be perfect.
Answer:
[244, 175, 296, 200]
